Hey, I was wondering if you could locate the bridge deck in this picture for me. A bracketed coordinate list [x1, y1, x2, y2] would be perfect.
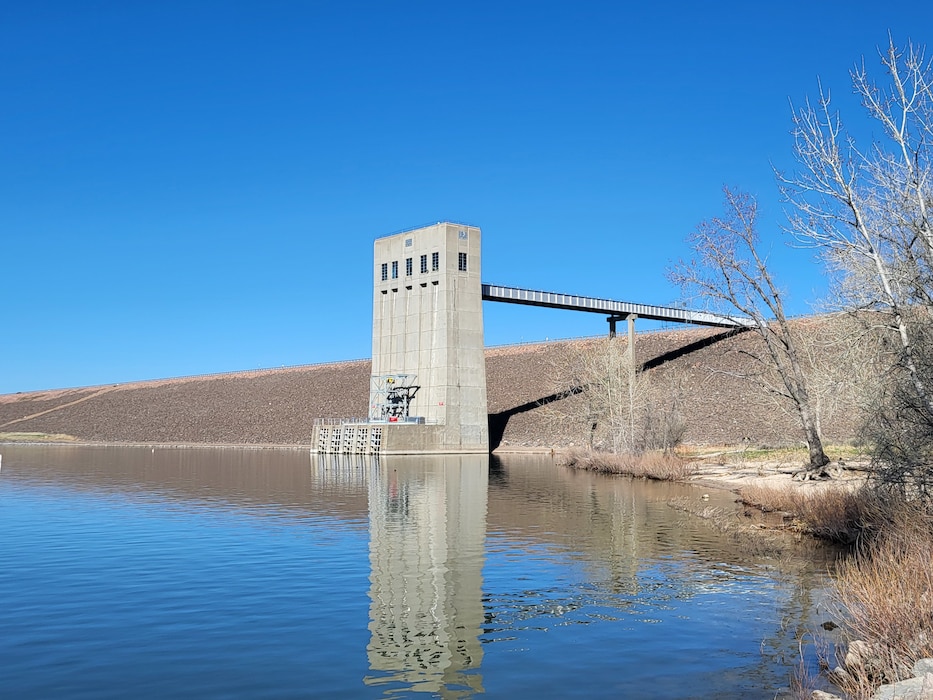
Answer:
[481, 284, 751, 328]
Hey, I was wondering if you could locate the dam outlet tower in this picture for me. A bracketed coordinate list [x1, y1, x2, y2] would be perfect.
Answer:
[312, 222, 489, 454]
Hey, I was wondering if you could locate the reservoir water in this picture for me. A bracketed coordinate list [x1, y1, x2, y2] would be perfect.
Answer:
[0, 445, 834, 698]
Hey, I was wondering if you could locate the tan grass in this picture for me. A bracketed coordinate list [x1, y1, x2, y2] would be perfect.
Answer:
[738, 483, 798, 513]
[830, 502, 933, 697]
[739, 483, 870, 544]
[788, 637, 822, 700]
[560, 448, 695, 481]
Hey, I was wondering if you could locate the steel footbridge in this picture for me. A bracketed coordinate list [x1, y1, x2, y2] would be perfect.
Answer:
[481, 284, 751, 332]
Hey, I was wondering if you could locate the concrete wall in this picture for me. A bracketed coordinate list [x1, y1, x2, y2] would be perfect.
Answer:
[371, 223, 489, 452]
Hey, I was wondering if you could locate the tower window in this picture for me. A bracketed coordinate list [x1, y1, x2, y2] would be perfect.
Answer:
[458, 252, 467, 271]
[420, 254, 428, 274]
[380, 263, 388, 281]
[405, 257, 412, 276]
[391, 261, 398, 279]
[431, 251, 439, 271]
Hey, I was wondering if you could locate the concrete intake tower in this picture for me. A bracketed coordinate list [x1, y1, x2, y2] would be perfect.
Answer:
[312, 222, 489, 454]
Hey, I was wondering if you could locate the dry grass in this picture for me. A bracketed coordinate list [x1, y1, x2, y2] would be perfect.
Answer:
[559, 448, 696, 481]
[738, 483, 796, 512]
[738, 486, 933, 696]
[738, 483, 869, 544]
[829, 502, 933, 698]
[742, 491, 933, 698]
[789, 637, 821, 700]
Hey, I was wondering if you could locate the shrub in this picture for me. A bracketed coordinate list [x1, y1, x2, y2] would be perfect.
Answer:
[739, 486, 933, 695]
[560, 448, 695, 481]
[739, 483, 870, 544]
[831, 500, 933, 697]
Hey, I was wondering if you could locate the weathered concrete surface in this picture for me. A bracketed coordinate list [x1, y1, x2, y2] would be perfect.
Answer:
[0, 324, 861, 449]
[372, 223, 488, 451]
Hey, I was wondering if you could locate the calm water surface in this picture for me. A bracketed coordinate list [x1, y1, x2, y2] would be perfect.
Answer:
[0, 445, 834, 698]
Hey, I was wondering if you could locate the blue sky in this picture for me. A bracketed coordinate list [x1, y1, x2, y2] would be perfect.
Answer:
[1, 1, 928, 394]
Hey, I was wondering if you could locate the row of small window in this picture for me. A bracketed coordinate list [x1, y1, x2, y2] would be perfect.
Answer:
[380, 252, 467, 280]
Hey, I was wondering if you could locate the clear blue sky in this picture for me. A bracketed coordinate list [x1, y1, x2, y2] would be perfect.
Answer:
[2, 1, 927, 394]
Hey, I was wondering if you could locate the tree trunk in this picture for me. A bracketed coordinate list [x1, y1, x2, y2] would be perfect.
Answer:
[800, 402, 830, 470]
[781, 327, 831, 470]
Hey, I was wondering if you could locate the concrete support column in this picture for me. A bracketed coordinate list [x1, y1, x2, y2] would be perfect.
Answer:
[626, 314, 637, 370]
[626, 314, 637, 443]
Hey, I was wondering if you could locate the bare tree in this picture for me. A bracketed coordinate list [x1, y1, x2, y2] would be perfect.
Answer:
[793, 314, 882, 444]
[780, 37, 933, 415]
[635, 365, 688, 454]
[669, 187, 831, 472]
[779, 38, 933, 493]
[541, 337, 686, 453]
[552, 336, 641, 452]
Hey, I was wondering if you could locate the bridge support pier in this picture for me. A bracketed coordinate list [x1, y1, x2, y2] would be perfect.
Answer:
[607, 313, 637, 345]
[608, 313, 638, 375]
[627, 313, 637, 366]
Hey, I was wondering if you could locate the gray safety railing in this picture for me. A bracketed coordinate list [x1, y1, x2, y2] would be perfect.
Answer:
[481, 284, 752, 328]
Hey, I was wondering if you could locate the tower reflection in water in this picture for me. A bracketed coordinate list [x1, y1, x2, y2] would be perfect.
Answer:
[363, 454, 487, 697]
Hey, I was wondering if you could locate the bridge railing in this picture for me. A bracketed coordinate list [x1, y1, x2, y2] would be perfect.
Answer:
[481, 283, 753, 328]
[312, 417, 441, 426]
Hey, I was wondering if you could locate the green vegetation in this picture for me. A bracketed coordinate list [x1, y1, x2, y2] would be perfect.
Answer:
[685, 444, 869, 465]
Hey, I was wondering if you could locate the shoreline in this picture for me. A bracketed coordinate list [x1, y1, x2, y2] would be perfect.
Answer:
[688, 457, 869, 493]
[0, 435, 869, 498]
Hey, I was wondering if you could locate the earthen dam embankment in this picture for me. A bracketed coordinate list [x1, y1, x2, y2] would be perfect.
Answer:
[0, 324, 860, 450]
